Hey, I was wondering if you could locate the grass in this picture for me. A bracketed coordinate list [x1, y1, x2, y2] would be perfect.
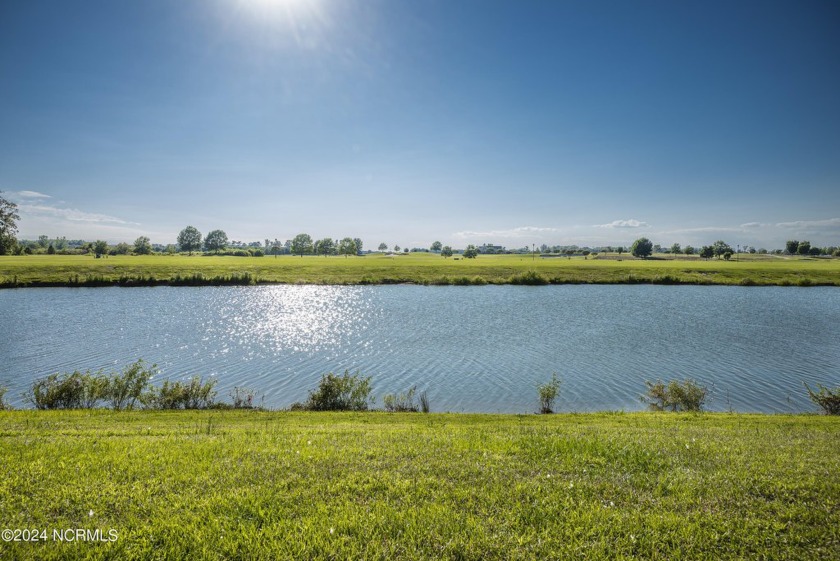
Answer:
[0, 410, 838, 560]
[2, 253, 839, 287]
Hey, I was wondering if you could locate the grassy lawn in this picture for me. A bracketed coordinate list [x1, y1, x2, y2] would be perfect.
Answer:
[0, 410, 838, 560]
[2, 253, 839, 287]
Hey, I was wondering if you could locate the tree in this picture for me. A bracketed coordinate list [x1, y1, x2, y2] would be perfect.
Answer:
[133, 236, 152, 255]
[631, 237, 653, 259]
[339, 237, 357, 258]
[291, 233, 313, 257]
[204, 230, 228, 253]
[684, 245, 695, 255]
[93, 240, 109, 258]
[441, 246, 453, 258]
[797, 241, 811, 256]
[430, 241, 442, 252]
[670, 243, 681, 255]
[394, 245, 401, 252]
[713, 240, 732, 259]
[353, 238, 363, 255]
[315, 238, 335, 256]
[112, 242, 131, 255]
[616, 246, 624, 256]
[699, 245, 714, 259]
[177, 226, 202, 255]
[47, 243, 56, 255]
[0, 191, 20, 255]
[378, 243, 388, 252]
[463, 244, 478, 258]
[785, 240, 800, 255]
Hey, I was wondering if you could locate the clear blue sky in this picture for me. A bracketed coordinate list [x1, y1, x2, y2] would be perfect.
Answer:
[2, 0, 839, 249]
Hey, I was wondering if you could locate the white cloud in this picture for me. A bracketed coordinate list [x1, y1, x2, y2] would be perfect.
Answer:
[16, 190, 52, 199]
[776, 218, 840, 229]
[453, 226, 561, 240]
[19, 204, 138, 225]
[596, 219, 650, 229]
[740, 222, 765, 228]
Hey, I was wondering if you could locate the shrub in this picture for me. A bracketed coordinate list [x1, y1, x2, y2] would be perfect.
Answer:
[0, 386, 11, 410]
[383, 386, 419, 412]
[805, 383, 840, 415]
[642, 379, 708, 412]
[295, 371, 373, 411]
[538, 373, 561, 414]
[29, 371, 88, 409]
[419, 390, 430, 413]
[230, 386, 261, 409]
[108, 360, 156, 411]
[149, 376, 217, 409]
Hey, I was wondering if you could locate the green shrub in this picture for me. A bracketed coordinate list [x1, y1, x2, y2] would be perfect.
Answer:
[295, 371, 373, 411]
[230, 386, 261, 409]
[149, 376, 217, 409]
[0, 386, 11, 410]
[383, 386, 419, 412]
[538, 373, 561, 414]
[419, 390, 430, 413]
[642, 379, 708, 412]
[29, 371, 87, 409]
[509, 270, 549, 285]
[108, 360, 156, 411]
[805, 383, 840, 415]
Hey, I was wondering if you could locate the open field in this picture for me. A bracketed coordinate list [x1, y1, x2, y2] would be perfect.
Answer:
[0, 410, 837, 560]
[1, 253, 839, 287]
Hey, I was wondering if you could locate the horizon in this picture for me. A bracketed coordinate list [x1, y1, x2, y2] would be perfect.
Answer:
[2, 1, 839, 250]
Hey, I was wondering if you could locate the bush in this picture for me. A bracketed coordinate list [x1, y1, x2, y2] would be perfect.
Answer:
[537, 373, 561, 414]
[230, 386, 261, 409]
[295, 371, 373, 411]
[642, 379, 708, 412]
[108, 360, 156, 411]
[419, 390, 430, 413]
[149, 376, 217, 409]
[383, 386, 419, 412]
[29, 371, 90, 410]
[0, 386, 11, 410]
[805, 383, 840, 415]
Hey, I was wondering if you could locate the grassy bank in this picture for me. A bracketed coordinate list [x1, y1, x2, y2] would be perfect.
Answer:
[2, 253, 839, 287]
[0, 410, 838, 560]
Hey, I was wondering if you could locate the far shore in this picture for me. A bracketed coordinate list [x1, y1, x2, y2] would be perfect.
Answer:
[1, 252, 839, 288]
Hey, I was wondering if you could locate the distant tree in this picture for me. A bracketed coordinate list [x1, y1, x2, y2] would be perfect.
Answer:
[797, 241, 811, 256]
[684, 245, 695, 255]
[112, 242, 131, 255]
[463, 245, 478, 259]
[47, 243, 56, 255]
[315, 238, 335, 256]
[699, 246, 714, 259]
[394, 245, 401, 252]
[441, 246, 453, 258]
[204, 230, 228, 253]
[758, 248, 768, 254]
[270, 245, 281, 258]
[785, 240, 800, 255]
[670, 243, 681, 255]
[653, 244, 662, 254]
[723, 251, 733, 261]
[809, 246, 821, 256]
[403, 247, 409, 253]
[0, 191, 20, 255]
[616, 246, 624, 256]
[713, 240, 732, 259]
[93, 240, 109, 258]
[133, 236, 152, 255]
[291, 233, 313, 257]
[378, 243, 388, 252]
[631, 237, 653, 259]
[339, 237, 357, 257]
[37, 235, 50, 248]
[353, 238, 363, 255]
[430, 241, 442, 252]
[177, 226, 202, 255]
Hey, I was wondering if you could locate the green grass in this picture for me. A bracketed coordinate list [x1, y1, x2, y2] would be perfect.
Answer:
[0, 410, 838, 559]
[2, 253, 839, 287]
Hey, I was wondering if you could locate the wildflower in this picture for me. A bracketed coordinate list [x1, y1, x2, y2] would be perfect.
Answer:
[329, 527, 335, 535]
[88, 509, 94, 517]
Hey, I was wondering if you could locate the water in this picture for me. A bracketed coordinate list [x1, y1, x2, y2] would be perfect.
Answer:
[1, 285, 838, 412]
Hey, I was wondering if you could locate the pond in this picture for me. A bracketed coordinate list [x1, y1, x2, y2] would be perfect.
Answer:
[1, 285, 838, 412]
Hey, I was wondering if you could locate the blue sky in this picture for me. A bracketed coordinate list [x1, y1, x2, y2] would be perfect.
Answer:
[2, 0, 839, 249]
